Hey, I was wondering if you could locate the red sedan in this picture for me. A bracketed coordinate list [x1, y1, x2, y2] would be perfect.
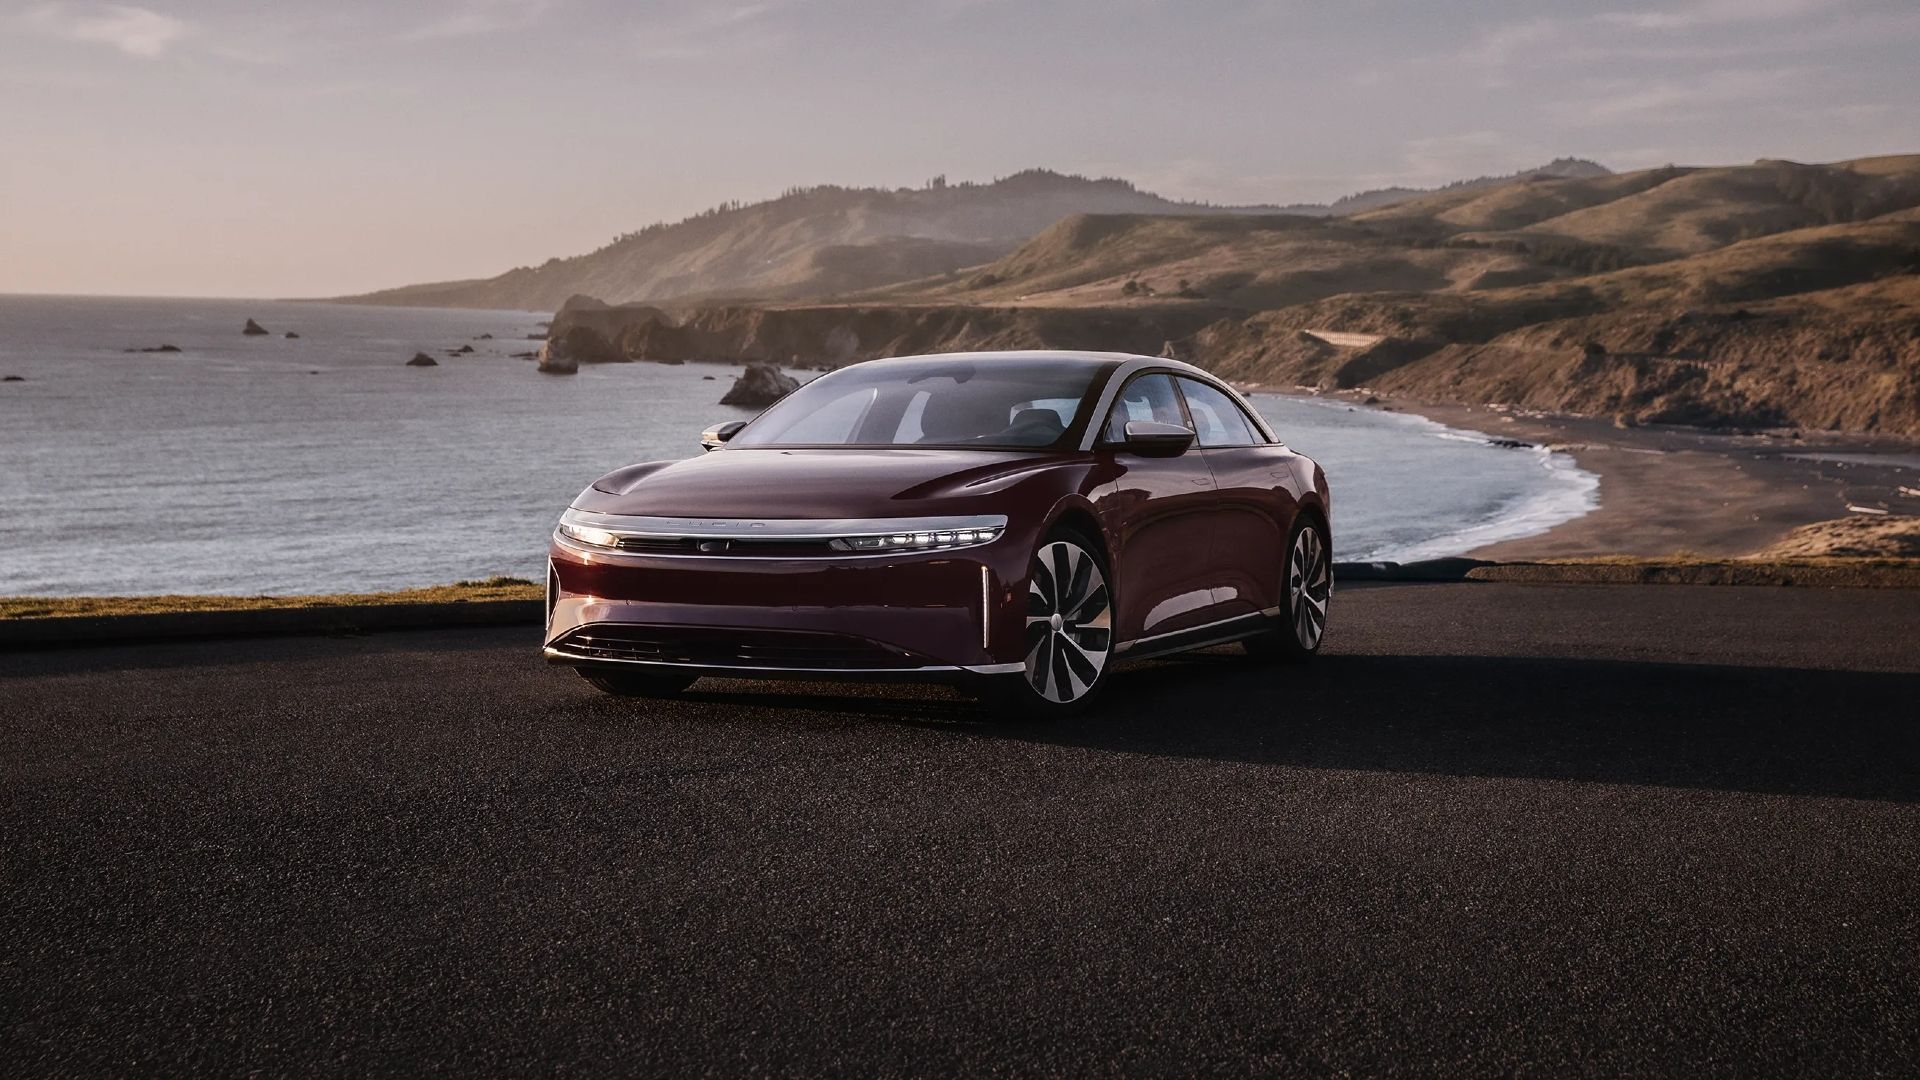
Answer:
[545, 351, 1332, 715]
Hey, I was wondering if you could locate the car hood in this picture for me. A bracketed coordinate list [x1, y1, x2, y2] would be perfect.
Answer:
[572, 448, 1084, 520]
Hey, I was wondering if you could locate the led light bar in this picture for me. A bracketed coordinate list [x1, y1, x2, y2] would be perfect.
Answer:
[831, 527, 1002, 553]
[555, 509, 1008, 555]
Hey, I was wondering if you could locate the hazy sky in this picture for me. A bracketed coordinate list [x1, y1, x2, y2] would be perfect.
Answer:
[3, 0, 1916, 298]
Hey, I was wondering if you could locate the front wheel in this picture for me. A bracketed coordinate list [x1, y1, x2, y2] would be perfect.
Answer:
[578, 667, 698, 698]
[1246, 514, 1331, 663]
[975, 528, 1113, 719]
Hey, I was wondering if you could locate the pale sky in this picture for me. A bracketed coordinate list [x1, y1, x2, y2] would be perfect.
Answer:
[2, 0, 1916, 298]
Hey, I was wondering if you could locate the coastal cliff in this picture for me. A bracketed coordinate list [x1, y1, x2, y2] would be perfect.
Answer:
[541, 298, 1231, 370]
[535, 155, 1920, 436]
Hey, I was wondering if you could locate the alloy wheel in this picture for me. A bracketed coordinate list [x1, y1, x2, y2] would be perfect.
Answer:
[1024, 540, 1112, 703]
[1288, 524, 1331, 650]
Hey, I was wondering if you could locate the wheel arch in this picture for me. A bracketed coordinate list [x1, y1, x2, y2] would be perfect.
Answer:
[1293, 494, 1330, 537]
[1044, 500, 1107, 555]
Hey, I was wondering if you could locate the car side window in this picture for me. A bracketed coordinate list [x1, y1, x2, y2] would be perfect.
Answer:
[1101, 373, 1187, 443]
[1176, 378, 1261, 448]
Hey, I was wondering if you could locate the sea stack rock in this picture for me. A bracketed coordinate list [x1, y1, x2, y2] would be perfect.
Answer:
[243, 318, 270, 336]
[536, 344, 578, 374]
[3, 375, 24, 382]
[406, 352, 438, 367]
[285, 331, 300, 339]
[721, 362, 800, 407]
[449, 344, 475, 355]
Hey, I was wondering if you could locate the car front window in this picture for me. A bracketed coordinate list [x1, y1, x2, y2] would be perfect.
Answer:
[730, 358, 1105, 449]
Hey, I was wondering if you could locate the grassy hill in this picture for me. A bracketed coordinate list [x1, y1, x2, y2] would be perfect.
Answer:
[540, 155, 1920, 435]
[333, 161, 1611, 311]
[333, 170, 1307, 310]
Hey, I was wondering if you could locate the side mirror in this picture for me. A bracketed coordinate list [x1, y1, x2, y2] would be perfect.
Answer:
[700, 420, 746, 451]
[1120, 420, 1195, 457]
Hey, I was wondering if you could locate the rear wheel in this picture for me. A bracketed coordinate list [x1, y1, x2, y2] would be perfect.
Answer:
[1246, 513, 1331, 663]
[976, 528, 1113, 718]
[578, 667, 698, 698]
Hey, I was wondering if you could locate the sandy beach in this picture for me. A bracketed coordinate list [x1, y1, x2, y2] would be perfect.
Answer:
[1283, 390, 1920, 560]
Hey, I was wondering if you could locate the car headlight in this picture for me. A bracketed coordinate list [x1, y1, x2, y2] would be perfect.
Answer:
[829, 527, 1002, 552]
[556, 507, 622, 549]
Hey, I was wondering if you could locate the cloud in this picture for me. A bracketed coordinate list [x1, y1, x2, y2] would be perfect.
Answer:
[1601, 0, 1848, 30]
[401, 0, 556, 41]
[1457, 18, 1565, 68]
[630, 1, 806, 61]
[1548, 68, 1803, 125]
[23, 3, 190, 58]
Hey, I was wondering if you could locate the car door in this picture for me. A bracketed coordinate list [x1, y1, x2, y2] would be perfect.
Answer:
[1093, 372, 1232, 643]
[1175, 376, 1298, 618]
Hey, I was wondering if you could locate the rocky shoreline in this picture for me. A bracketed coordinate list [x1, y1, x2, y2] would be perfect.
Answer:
[535, 291, 1920, 438]
[1295, 388, 1920, 560]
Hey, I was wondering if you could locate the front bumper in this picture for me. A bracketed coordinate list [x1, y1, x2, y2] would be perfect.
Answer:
[544, 528, 1034, 679]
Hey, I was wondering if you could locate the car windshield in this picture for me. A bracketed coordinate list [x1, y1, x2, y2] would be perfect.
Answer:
[729, 357, 1106, 449]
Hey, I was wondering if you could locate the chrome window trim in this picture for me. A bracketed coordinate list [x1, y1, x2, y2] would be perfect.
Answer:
[1075, 356, 1278, 450]
[1172, 375, 1273, 449]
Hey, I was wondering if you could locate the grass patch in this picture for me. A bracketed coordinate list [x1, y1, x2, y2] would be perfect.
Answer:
[1, 577, 541, 620]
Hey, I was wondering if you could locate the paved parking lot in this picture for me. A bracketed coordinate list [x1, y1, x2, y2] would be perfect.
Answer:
[5, 583, 1918, 1075]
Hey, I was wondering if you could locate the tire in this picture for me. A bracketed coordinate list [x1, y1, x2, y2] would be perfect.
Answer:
[578, 667, 698, 698]
[1245, 512, 1331, 663]
[975, 526, 1114, 719]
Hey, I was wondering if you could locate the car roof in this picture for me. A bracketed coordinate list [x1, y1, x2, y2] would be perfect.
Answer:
[854, 349, 1214, 377]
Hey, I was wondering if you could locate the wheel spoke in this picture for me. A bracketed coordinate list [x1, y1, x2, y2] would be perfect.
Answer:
[1058, 633, 1099, 686]
[1050, 637, 1077, 701]
[1063, 551, 1092, 613]
[1029, 567, 1054, 616]
[1051, 545, 1073, 608]
[1069, 583, 1108, 624]
[1027, 633, 1053, 695]
[1070, 624, 1110, 653]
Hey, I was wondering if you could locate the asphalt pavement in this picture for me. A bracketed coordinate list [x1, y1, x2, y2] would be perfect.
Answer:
[4, 583, 1918, 1076]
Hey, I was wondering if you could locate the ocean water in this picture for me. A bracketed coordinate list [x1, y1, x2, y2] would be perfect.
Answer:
[0, 295, 1597, 596]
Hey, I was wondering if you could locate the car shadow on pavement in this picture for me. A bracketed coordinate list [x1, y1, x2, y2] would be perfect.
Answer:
[948, 651, 1920, 804]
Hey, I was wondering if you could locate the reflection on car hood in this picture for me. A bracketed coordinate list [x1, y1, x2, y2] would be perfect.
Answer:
[573, 448, 1084, 520]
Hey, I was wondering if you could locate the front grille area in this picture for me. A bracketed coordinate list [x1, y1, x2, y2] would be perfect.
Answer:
[553, 625, 929, 671]
[612, 536, 844, 557]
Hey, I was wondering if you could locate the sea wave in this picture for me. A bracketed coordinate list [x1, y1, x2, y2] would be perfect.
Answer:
[1268, 395, 1601, 562]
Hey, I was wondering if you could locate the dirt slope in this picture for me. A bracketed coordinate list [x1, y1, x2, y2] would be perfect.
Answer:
[527, 155, 1920, 436]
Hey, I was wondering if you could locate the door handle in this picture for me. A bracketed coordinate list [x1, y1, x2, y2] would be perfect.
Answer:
[1191, 478, 1210, 486]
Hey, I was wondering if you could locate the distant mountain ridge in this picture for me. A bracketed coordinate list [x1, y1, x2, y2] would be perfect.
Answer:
[334, 161, 1610, 310]
[537, 155, 1920, 435]
[1317, 157, 1613, 215]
